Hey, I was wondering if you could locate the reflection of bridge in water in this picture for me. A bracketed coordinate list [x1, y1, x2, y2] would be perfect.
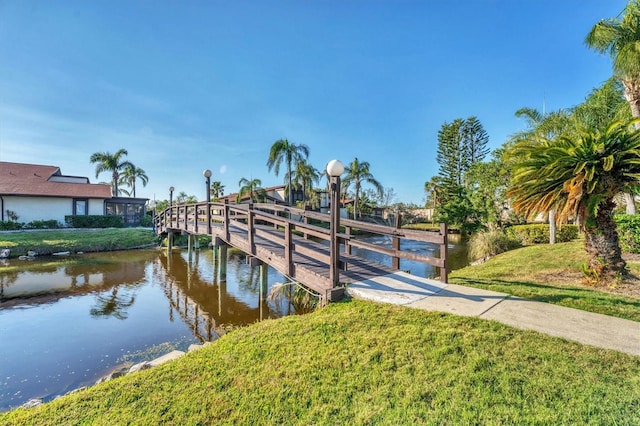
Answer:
[156, 251, 292, 343]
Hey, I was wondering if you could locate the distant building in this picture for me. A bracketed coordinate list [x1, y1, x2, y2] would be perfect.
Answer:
[0, 161, 148, 226]
[221, 185, 304, 205]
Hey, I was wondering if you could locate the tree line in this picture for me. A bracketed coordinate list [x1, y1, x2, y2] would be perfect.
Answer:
[425, 0, 640, 283]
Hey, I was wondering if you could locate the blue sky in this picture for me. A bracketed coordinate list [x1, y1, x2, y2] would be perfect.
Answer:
[0, 0, 627, 204]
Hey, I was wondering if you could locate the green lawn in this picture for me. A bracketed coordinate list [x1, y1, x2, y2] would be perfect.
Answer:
[450, 240, 640, 321]
[0, 228, 158, 257]
[2, 300, 638, 425]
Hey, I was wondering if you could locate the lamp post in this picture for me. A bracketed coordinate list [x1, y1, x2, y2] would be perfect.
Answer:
[326, 159, 344, 288]
[203, 169, 212, 234]
[169, 186, 175, 226]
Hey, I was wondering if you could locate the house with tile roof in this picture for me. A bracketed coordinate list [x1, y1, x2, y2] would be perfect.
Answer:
[0, 161, 148, 226]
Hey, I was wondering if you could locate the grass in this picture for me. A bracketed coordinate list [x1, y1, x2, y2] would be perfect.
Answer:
[450, 240, 640, 321]
[0, 228, 158, 257]
[2, 300, 639, 425]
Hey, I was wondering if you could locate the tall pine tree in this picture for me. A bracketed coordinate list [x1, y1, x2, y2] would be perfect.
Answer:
[431, 116, 490, 231]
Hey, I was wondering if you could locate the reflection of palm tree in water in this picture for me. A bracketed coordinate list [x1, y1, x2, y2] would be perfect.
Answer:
[90, 287, 136, 320]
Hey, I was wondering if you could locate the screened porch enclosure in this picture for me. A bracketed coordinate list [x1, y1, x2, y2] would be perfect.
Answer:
[105, 198, 147, 227]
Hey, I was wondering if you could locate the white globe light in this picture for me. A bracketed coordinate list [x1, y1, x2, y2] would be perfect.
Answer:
[203, 169, 212, 178]
[326, 159, 344, 177]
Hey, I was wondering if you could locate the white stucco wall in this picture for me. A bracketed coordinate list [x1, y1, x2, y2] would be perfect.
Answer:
[1, 196, 104, 224]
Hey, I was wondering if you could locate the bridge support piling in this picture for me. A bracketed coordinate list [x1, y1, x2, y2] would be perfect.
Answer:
[218, 244, 228, 281]
[259, 263, 269, 298]
[187, 234, 194, 263]
[167, 231, 174, 254]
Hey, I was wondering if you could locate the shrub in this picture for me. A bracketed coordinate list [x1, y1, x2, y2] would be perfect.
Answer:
[507, 224, 579, 245]
[615, 214, 640, 253]
[24, 220, 62, 229]
[468, 229, 521, 261]
[65, 215, 124, 228]
[0, 220, 24, 231]
[139, 214, 153, 227]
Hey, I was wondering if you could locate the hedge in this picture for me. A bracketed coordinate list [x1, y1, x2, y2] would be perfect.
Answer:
[506, 224, 579, 245]
[64, 215, 124, 228]
[615, 214, 640, 254]
[0, 220, 23, 231]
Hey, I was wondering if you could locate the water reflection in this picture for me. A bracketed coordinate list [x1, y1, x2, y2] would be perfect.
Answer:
[158, 251, 294, 332]
[0, 251, 153, 307]
[0, 249, 293, 412]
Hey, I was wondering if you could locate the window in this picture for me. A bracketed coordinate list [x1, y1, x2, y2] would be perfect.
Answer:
[73, 199, 88, 216]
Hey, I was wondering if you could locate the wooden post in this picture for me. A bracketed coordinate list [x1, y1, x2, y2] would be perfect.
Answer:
[223, 199, 230, 241]
[303, 215, 310, 240]
[259, 263, 268, 298]
[284, 221, 292, 276]
[168, 231, 174, 254]
[248, 203, 255, 255]
[169, 187, 174, 227]
[391, 213, 401, 270]
[188, 234, 194, 263]
[218, 244, 228, 281]
[440, 223, 448, 283]
[329, 175, 341, 287]
[194, 205, 199, 234]
[205, 172, 212, 235]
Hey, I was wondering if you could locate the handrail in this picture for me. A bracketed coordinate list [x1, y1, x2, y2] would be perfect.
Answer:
[154, 201, 449, 283]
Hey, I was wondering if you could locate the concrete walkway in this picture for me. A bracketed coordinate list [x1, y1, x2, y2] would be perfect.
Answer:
[346, 271, 640, 357]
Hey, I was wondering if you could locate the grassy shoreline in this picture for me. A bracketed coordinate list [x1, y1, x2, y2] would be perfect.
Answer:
[0, 228, 158, 258]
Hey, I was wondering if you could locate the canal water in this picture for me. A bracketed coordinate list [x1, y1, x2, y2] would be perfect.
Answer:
[0, 235, 468, 412]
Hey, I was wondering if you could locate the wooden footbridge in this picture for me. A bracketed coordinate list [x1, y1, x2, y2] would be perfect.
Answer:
[154, 201, 448, 304]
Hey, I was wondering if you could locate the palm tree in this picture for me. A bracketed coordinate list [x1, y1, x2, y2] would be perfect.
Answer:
[511, 107, 574, 243]
[586, 0, 640, 212]
[175, 191, 197, 204]
[571, 78, 632, 132]
[89, 149, 133, 196]
[343, 157, 384, 219]
[237, 177, 266, 203]
[289, 159, 320, 209]
[118, 164, 148, 198]
[511, 107, 573, 143]
[507, 119, 640, 283]
[267, 139, 310, 206]
[210, 181, 225, 201]
[586, 0, 640, 120]
[424, 176, 445, 210]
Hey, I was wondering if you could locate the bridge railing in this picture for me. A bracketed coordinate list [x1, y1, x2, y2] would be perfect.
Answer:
[251, 204, 448, 282]
[154, 201, 448, 282]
